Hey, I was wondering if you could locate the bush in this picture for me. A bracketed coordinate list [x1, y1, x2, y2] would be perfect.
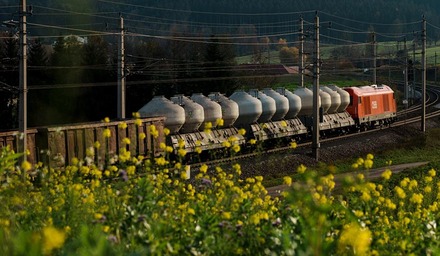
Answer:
[1, 132, 440, 255]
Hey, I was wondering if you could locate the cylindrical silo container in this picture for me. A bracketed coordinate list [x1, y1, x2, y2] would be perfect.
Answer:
[261, 88, 289, 121]
[319, 90, 331, 114]
[138, 96, 185, 134]
[328, 85, 350, 112]
[229, 90, 262, 126]
[208, 92, 239, 127]
[191, 93, 222, 130]
[249, 89, 276, 123]
[171, 95, 205, 133]
[321, 86, 341, 114]
[294, 87, 321, 116]
[276, 88, 302, 119]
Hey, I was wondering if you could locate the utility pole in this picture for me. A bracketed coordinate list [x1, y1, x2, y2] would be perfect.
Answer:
[117, 14, 126, 119]
[404, 37, 408, 103]
[18, 0, 28, 161]
[435, 52, 437, 85]
[299, 16, 304, 88]
[421, 16, 426, 132]
[413, 35, 416, 103]
[312, 13, 320, 161]
[372, 32, 377, 85]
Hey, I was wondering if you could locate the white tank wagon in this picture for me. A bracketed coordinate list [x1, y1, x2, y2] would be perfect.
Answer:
[276, 88, 301, 119]
[208, 92, 239, 127]
[322, 85, 356, 132]
[294, 87, 321, 116]
[190, 93, 222, 130]
[261, 88, 289, 121]
[321, 87, 341, 114]
[249, 89, 276, 123]
[229, 90, 262, 126]
[138, 96, 185, 134]
[328, 85, 350, 112]
[170, 95, 204, 133]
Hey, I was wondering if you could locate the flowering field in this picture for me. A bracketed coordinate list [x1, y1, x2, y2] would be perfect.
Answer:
[1, 120, 440, 255]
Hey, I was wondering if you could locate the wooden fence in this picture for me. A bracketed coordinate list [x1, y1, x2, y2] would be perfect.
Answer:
[0, 117, 165, 165]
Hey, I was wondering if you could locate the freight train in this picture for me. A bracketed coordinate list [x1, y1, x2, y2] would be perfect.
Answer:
[138, 84, 397, 154]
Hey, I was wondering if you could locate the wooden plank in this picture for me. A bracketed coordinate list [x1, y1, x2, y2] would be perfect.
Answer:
[127, 123, 137, 156]
[27, 133, 36, 164]
[48, 131, 66, 166]
[137, 124, 146, 156]
[95, 128, 105, 165]
[66, 130, 76, 162]
[108, 126, 117, 156]
[76, 129, 85, 160]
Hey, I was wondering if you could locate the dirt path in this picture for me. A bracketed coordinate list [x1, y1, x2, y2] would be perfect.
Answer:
[266, 161, 430, 197]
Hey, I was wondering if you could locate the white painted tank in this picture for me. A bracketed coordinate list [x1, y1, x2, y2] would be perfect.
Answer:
[328, 85, 350, 112]
[191, 93, 222, 130]
[138, 96, 185, 134]
[171, 95, 205, 133]
[319, 90, 331, 114]
[294, 87, 321, 116]
[208, 92, 239, 127]
[261, 88, 289, 121]
[276, 88, 302, 119]
[321, 86, 341, 114]
[229, 90, 262, 126]
[249, 89, 276, 123]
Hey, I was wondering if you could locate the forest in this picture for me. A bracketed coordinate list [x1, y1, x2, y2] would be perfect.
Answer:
[0, 0, 439, 129]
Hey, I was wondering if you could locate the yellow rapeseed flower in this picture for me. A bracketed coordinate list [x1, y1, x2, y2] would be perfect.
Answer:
[297, 164, 307, 174]
[205, 122, 213, 130]
[200, 164, 208, 174]
[216, 118, 224, 127]
[103, 117, 110, 123]
[366, 153, 374, 160]
[222, 141, 231, 148]
[103, 128, 111, 138]
[381, 169, 392, 180]
[429, 169, 436, 177]
[248, 139, 257, 145]
[283, 176, 292, 186]
[123, 137, 131, 145]
[195, 147, 202, 154]
[361, 192, 371, 202]
[281, 120, 287, 127]
[178, 149, 187, 157]
[139, 132, 146, 140]
[338, 223, 371, 256]
[410, 193, 423, 205]
[42, 226, 66, 254]
[134, 119, 142, 126]
[21, 160, 32, 172]
[394, 186, 406, 199]
[118, 122, 128, 129]
[164, 128, 170, 136]
[222, 212, 231, 220]
[238, 128, 246, 136]
[364, 159, 373, 169]
[94, 141, 101, 149]
[232, 144, 240, 153]
[187, 208, 195, 215]
[290, 141, 297, 149]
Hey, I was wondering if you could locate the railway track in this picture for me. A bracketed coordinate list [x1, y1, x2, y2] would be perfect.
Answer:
[190, 84, 440, 169]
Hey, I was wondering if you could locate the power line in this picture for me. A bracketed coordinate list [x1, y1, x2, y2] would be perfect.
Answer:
[97, 0, 315, 16]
